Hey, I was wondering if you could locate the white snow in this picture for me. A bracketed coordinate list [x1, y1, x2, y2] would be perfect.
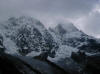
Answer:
[26, 51, 41, 57]
[4, 38, 19, 55]
[48, 45, 78, 62]
[0, 16, 47, 56]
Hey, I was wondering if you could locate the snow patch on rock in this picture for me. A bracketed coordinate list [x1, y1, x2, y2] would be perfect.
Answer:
[48, 45, 78, 62]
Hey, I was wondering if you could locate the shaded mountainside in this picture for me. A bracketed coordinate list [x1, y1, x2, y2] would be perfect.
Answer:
[0, 52, 69, 74]
[71, 51, 100, 74]
[0, 50, 100, 74]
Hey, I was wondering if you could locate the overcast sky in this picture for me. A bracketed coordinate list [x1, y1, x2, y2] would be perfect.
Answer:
[0, 0, 100, 38]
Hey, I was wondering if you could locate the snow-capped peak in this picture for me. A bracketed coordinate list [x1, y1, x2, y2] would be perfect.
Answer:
[0, 16, 58, 56]
[7, 16, 45, 28]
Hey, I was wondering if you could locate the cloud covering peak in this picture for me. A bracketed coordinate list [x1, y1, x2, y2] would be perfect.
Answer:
[0, 0, 100, 38]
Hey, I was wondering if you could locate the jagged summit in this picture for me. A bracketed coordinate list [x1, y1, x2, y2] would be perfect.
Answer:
[49, 21, 100, 54]
[8, 16, 38, 22]
[0, 16, 58, 56]
[7, 16, 44, 28]
[49, 22, 84, 41]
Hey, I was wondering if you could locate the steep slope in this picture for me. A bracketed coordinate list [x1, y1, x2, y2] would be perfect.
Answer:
[48, 45, 78, 61]
[0, 16, 58, 56]
[0, 34, 5, 53]
[49, 22, 100, 53]
[48, 22, 100, 74]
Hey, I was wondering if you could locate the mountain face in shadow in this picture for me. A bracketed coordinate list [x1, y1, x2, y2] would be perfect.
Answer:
[0, 50, 68, 74]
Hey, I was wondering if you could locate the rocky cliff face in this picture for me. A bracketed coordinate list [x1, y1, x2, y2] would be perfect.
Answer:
[49, 22, 100, 53]
[0, 16, 100, 59]
[0, 16, 100, 74]
[0, 16, 58, 56]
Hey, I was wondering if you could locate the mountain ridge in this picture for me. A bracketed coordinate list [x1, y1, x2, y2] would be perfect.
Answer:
[0, 16, 58, 57]
[0, 16, 100, 60]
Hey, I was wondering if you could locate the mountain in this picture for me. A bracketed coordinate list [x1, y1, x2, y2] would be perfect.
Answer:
[0, 16, 100, 74]
[0, 16, 58, 57]
[49, 22, 100, 53]
[48, 22, 100, 74]
[0, 16, 100, 60]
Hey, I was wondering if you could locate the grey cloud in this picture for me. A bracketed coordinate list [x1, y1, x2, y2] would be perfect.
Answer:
[0, 0, 98, 20]
[0, 0, 99, 38]
[79, 11, 100, 37]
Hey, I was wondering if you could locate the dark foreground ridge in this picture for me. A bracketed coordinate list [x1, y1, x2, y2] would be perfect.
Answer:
[0, 53, 40, 74]
[0, 52, 100, 74]
[0, 52, 68, 74]
[71, 51, 100, 74]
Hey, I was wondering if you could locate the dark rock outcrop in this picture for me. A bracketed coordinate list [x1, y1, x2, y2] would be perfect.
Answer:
[0, 34, 5, 53]
[0, 52, 70, 74]
[71, 51, 100, 74]
[84, 54, 100, 74]
[0, 53, 38, 74]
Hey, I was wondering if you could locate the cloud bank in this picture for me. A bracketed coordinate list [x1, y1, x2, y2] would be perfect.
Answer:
[0, 0, 100, 38]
